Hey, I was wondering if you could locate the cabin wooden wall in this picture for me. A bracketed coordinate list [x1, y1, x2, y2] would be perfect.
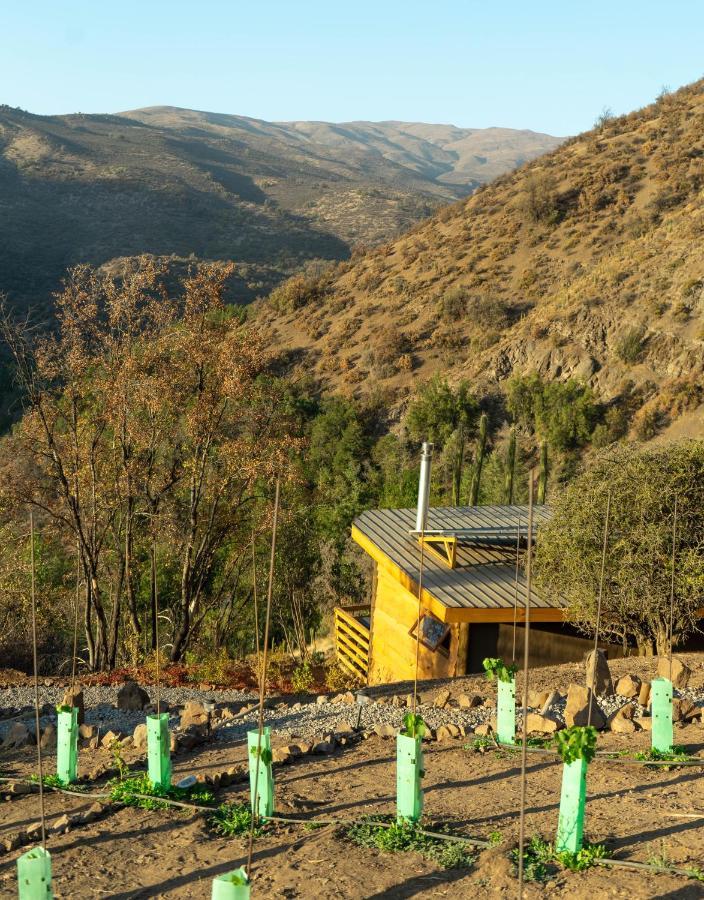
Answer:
[368, 566, 458, 685]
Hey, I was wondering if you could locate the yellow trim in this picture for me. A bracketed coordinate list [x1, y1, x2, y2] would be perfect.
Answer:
[351, 524, 566, 625]
[419, 535, 457, 568]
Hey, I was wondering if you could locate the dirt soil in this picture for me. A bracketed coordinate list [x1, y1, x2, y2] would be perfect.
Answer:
[2, 655, 704, 898]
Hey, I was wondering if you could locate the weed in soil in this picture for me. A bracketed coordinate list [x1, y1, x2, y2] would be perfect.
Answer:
[635, 746, 690, 767]
[345, 815, 476, 870]
[511, 835, 611, 881]
[108, 773, 214, 809]
[209, 802, 264, 837]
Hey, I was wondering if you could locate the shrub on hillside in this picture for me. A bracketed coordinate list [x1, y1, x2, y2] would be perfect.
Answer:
[615, 326, 646, 364]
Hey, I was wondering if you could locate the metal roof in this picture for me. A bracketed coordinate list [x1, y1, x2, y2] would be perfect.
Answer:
[353, 505, 561, 614]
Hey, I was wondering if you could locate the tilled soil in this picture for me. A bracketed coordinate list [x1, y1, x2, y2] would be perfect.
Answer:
[1, 654, 704, 898]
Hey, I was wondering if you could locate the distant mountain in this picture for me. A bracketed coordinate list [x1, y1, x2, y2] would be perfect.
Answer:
[0, 103, 561, 312]
[259, 81, 704, 443]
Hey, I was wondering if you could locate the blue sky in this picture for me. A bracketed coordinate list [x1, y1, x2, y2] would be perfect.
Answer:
[2, 1, 703, 136]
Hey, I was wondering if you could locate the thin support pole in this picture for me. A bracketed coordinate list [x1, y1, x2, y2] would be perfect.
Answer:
[152, 538, 161, 714]
[511, 514, 521, 664]
[669, 495, 678, 679]
[412, 535, 426, 717]
[252, 531, 260, 669]
[587, 489, 611, 727]
[29, 511, 47, 850]
[70, 539, 81, 695]
[517, 472, 534, 898]
[246, 476, 280, 878]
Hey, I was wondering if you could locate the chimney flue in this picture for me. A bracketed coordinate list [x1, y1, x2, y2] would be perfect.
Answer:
[415, 442, 433, 533]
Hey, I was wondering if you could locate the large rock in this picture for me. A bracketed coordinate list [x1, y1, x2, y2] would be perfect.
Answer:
[638, 681, 651, 707]
[433, 689, 451, 709]
[585, 649, 613, 697]
[615, 675, 641, 699]
[180, 701, 209, 729]
[133, 723, 148, 750]
[3, 722, 33, 748]
[564, 683, 606, 729]
[39, 724, 56, 750]
[116, 680, 150, 712]
[657, 657, 691, 689]
[61, 687, 85, 725]
[458, 693, 483, 708]
[540, 690, 562, 716]
[525, 712, 560, 734]
[609, 703, 636, 734]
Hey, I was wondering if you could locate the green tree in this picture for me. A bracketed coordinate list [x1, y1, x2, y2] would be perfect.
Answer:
[535, 442, 704, 655]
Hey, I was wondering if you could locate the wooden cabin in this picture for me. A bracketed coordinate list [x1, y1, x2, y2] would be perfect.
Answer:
[334, 505, 616, 685]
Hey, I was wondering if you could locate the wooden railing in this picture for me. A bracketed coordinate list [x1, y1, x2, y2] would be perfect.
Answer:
[333, 604, 371, 683]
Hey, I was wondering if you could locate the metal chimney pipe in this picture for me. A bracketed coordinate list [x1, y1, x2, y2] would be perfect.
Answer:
[415, 442, 433, 533]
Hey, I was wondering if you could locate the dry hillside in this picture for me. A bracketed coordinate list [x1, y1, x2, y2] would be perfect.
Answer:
[261, 81, 704, 441]
[0, 104, 558, 311]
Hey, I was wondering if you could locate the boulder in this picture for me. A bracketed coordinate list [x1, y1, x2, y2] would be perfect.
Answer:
[657, 657, 691, 689]
[133, 723, 148, 750]
[585, 649, 613, 696]
[525, 712, 560, 734]
[180, 701, 209, 729]
[4, 722, 33, 748]
[436, 724, 461, 741]
[615, 675, 641, 699]
[272, 747, 292, 764]
[312, 739, 335, 754]
[527, 690, 550, 709]
[39, 724, 56, 750]
[638, 681, 651, 707]
[540, 691, 562, 716]
[564, 683, 606, 729]
[474, 722, 494, 737]
[609, 703, 636, 733]
[433, 689, 451, 709]
[335, 720, 354, 735]
[61, 687, 85, 725]
[316, 695, 327, 705]
[373, 723, 396, 738]
[78, 724, 97, 741]
[116, 681, 150, 712]
[458, 693, 483, 709]
[637, 716, 652, 731]
[101, 730, 124, 749]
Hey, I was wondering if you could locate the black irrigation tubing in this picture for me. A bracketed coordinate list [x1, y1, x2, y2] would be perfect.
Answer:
[493, 742, 704, 766]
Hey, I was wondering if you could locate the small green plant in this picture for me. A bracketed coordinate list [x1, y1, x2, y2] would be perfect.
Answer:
[29, 773, 85, 791]
[111, 740, 130, 781]
[510, 835, 555, 882]
[55, 704, 73, 714]
[220, 871, 249, 885]
[635, 745, 689, 767]
[209, 802, 261, 837]
[488, 830, 503, 846]
[482, 657, 517, 683]
[465, 736, 496, 753]
[249, 745, 273, 766]
[554, 726, 598, 764]
[345, 815, 475, 870]
[291, 659, 314, 693]
[108, 773, 214, 810]
[401, 712, 426, 739]
[556, 842, 610, 871]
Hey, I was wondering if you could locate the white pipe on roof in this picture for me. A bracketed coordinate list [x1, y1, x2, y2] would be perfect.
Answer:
[415, 442, 433, 533]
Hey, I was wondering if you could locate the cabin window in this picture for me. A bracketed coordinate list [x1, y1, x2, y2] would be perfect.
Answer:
[410, 612, 451, 656]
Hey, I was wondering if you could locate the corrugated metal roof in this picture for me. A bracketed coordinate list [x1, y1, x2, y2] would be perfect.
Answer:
[353, 505, 561, 612]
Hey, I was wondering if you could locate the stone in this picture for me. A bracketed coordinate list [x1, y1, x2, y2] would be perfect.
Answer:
[527, 690, 550, 709]
[61, 687, 85, 725]
[540, 691, 562, 716]
[609, 703, 636, 733]
[672, 698, 696, 722]
[290, 742, 312, 755]
[312, 740, 335, 754]
[657, 656, 691, 689]
[341, 691, 356, 705]
[636, 716, 651, 731]
[3, 834, 21, 851]
[316, 695, 327, 705]
[525, 712, 560, 734]
[180, 701, 209, 729]
[436, 724, 461, 741]
[8, 782, 34, 795]
[474, 723, 493, 737]
[405, 694, 414, 707]
[585, 649, 613, 697]
[220, 706, 236, 719]
[458, 693, 483, 708]
[638, 681, 651, 707]
[335, 721, 354, 735]
[170, 733, 178, 752]
[373, 724, 396, 738]
[391, 695, 404, 708]
[272, 747, 291, 764]
[116, 680, 150, 712]
[39, 723, 56, 750]
[146, 700, 170, 715]
[26, 822, 43, 840]
[133, 723, 148, 750]
[4, 722, 32, 748]
[80, 801, 106, 824]
[483, 698, 496, 708]
[50, 814, 71, 835]
[433, 689, 451, 709]
[564, 683, 606, 729]
[615, 675, 641, 699]
[101, 730, 124, 749]
[79, 724, 97, 741]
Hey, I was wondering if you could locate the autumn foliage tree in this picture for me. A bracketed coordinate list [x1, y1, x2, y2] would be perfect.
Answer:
[0, 259, 295, 669]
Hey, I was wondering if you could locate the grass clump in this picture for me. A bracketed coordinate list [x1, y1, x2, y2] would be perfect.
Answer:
[209, 802, 262, 837]
[345, 815, 476, 870]
[635, 745, 690, 767]
[511, 835, 610, 881]
[108, 773, 214, 810]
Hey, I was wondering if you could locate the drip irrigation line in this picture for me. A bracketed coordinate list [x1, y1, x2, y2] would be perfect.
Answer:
[29, 510, 47, 850]
[246, 476, 280, 879]
[517, 471, 535, 899]
[587, 489, 611, 728]
[669, 495, 678, 683]
[494, 743, 704, 766]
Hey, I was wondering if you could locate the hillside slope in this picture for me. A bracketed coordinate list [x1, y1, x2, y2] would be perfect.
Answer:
[261, 82, 704, 440]
[0, 104, 560, 311]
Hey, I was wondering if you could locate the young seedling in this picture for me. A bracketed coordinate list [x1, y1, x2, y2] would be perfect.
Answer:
[483, 657, 518, 745]
[651, 677, 673, 753]
[553, 726, 597, 854]
[147, 713, 172, 790]
[16, 845, 52, 899]
[248, 727, 274, 818]
[211, 866, 250, 899]
[56, 704, 78, 785]
[397, 712, 425, 823]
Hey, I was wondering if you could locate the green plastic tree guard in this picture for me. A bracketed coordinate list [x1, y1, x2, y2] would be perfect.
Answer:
[651, 677, 673, 753]
[555, 757, 587, 854]
[396, 733, 424, 823]
[56, 706, 78, 784]
[248, 727, 274, 818]
[17, 845, 53, 900]
[497, 676, 516, 745]
[211, 867, 250, 899]
[147, 713, 172, 790]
